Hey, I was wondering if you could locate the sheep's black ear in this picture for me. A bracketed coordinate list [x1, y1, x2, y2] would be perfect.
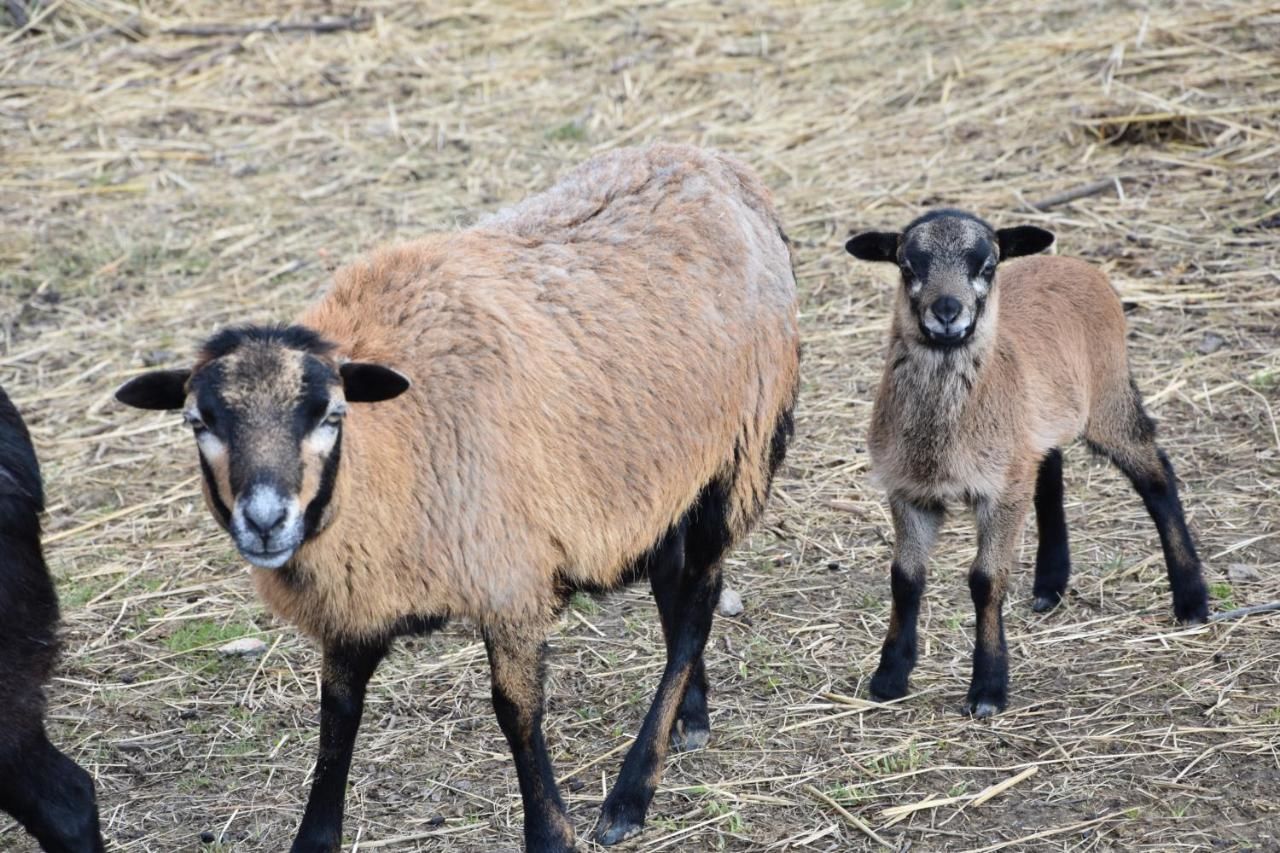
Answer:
[115, 369, 190, 410]
[845, 231, 900, 263]
[996, 226, 1055, 260]
[340, 362, 410, 403]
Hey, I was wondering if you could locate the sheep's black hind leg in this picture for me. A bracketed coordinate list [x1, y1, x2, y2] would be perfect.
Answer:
[484, 625, 575, 853]
[648, 521, 711, 753]
[1032, 448, 1071, 613]
[291, 640, 388, 853]
[0, 729, 103, 853]
[869, 496, 943, 702]
[595, 484, 728, 846]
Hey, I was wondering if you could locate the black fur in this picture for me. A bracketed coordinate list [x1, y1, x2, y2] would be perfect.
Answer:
[595, 477, 730, 846]
[966, 571, 1008, 716]
[995, 225, 1055, 259]
[869, 562, 924, 700]
[1032, 448, 1071, 612]
[302, 434, 342, 538]
[0, 387, 104, 852]
[291, 640, 389, 853]
[114, 367, 189, 411]
[202, 323, 336, 360]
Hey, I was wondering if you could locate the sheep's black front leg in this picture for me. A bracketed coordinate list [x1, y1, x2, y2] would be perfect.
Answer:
[869, 496, 943, 701]
[0, 729, 103, 853]
[966, 494, 1031, 717]
[291, 640, 388, 853]
[484, 625, 575, 853]
[595, 561, 723, 846]
[1032, 448, 1071, 612]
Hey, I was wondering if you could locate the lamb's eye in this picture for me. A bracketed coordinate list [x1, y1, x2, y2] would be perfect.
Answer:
[981, 260, 996, 278]
[184, 412, 207, 433]
[323, 408, 346, 427]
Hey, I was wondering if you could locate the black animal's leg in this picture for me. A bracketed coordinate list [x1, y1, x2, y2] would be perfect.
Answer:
[595, 484, 729, 846]
[1032, 448, 1071, 612]
[869, 495, 943, 701]
[965, 493, 1032, 717]
[291, 640, 388, 853]
[648, 522, 711, 753]
[484, 624, 574, 853]
[0, 730, 103, 853]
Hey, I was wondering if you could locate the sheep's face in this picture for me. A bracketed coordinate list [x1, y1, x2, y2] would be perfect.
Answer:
[846, 210, 1054, 349]
[116, 325, 409, 570]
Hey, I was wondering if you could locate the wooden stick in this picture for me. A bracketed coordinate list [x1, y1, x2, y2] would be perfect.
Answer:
[803, 784, 895, 850]
[164, 16, 371, 37]
[1029, 177, 1119, 211]
[1210, 601, 1280, 621]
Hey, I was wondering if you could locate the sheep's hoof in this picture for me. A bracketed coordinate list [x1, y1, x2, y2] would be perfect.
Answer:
[1174, 593, 1209, 625]
[967, 700, 1002, 719]
[868, 669, 909, 702]
[670, 721, 710, 753]
[594, 814, 644, 847]
[1031, 593, 1062, 613]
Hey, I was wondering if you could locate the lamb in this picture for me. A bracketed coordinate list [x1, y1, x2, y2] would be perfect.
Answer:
[844, 209, 1208, 717]
[115, 144, 800, 852]
[0, 385, 104, 852]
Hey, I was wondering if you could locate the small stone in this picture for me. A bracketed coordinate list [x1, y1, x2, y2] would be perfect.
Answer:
[826, 561, 842, 572]
[427, 815, 445, 827]
[1198, 332, 1227, 355]
[218, 637, 268, 657]
[1226, 563, 1261, 583]
[717, 588, 744, 617]
[199, 831, 216, 844]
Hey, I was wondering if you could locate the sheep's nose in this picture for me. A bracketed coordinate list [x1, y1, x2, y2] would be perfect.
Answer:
[243, 494, 287, 540]
[931, 296, 963, 325]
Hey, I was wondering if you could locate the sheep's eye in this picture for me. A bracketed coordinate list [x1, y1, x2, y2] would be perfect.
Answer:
[322, 409, 346, 427]
[184, 412, 207, 433]
[981, 260, 996, 278]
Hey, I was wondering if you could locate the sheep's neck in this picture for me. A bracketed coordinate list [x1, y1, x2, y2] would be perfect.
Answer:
[886, 323, 993, 448]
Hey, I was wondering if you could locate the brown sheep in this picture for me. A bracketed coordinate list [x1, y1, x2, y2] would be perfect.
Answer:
[845, 209, 1208, 717]
[115, 143, 800, 852]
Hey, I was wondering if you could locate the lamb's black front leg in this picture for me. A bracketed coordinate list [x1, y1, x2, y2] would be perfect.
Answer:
[291, 640, 388, 853]
[485, 624, 575, 853]
[966, 493, 1031, 717]
[869, 495, 943, 701]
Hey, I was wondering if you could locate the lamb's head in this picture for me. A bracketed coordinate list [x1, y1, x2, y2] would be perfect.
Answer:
[846, 209, 1054, 349]
[116, 325, 409, 569]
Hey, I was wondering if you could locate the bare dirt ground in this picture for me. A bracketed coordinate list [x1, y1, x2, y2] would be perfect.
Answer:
[2, 1, 1278, 851]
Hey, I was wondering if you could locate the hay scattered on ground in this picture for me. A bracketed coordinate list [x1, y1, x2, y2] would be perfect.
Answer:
[2, 1, 1277, 850]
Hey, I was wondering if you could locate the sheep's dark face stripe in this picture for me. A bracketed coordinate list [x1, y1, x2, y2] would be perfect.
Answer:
[184, 327, 347, 570]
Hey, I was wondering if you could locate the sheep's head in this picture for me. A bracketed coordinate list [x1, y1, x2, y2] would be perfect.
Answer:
[846, 209, 1054, 348]
[116, 325, 409, 569]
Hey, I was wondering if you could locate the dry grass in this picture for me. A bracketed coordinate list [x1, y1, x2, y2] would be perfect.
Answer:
[2, 1, 1278, 851]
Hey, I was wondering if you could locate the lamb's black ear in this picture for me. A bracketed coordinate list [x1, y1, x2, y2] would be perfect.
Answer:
[340, 362, 410, 403]
[115, 369, 191, 411]
[996, 226, 1055, 260]
[845, 231, 900, 263]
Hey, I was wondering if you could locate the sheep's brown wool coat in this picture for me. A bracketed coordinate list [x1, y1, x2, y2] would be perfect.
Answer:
[868, 255, 1131, 505]
[254, 144, 800, 642]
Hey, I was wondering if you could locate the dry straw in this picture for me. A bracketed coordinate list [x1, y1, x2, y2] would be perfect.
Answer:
[1, 1, 1277, 850]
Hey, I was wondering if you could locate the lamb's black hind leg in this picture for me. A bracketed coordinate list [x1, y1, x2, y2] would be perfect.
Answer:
[649, 521, 711, 753]
[1032, 448, 1071, 613]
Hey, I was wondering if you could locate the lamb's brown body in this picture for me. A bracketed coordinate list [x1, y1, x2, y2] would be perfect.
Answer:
[255, 144, 799, 644]
[870, 255, 1129, 505]
[847, 210, 1208, 718]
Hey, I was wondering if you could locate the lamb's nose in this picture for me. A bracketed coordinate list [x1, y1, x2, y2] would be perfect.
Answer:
[931, 296, 963, 325]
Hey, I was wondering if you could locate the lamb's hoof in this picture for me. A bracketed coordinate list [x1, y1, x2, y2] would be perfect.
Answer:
[670, 721, 710, 753]
[966, 700, 1002, 719]
[594, 813, 644, 847]
[869, 669, 909, 702]
[1032, 593, 1062, 613]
